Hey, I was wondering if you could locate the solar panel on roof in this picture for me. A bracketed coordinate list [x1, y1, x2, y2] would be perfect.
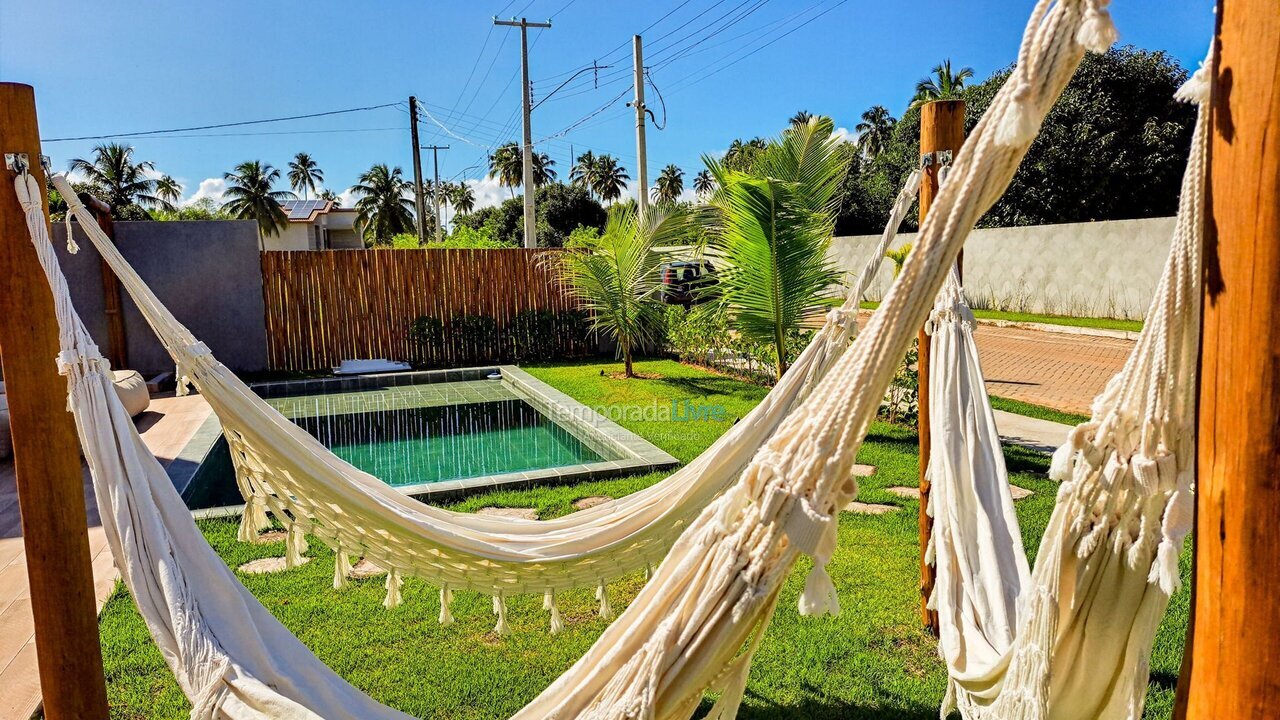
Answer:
[282, 199, 327, 220]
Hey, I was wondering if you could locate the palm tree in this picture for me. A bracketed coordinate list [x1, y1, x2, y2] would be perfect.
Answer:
[592, 154, 630, 204]
[704, 117, 846, 380]
[350, 164, 416, 245]
[287, 152, 324, 200]
[68, 143, 162, 212]
[789, 110, 813, 126]
[220, 161, 294, 240]
[318, 188, 340, 205]
[693, 170, 715, 198]
[912, 59, 975, 107]
[722, 137, 767, 173]
[489, 142, 523, 198]
[570, 150, 599, 197]
[153, 175, 183, 212]
[652, 164, 685, 205]
[533, 152, 557, 187]
[451, 183, 476, 215]
[557, 204, 688, 378]
[855, 105, 897, 159]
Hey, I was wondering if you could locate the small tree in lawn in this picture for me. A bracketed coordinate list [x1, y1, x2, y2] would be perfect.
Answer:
[558, 204, 687, 378]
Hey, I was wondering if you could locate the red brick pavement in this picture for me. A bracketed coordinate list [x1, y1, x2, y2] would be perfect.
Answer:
[973, 326, 1135, 415]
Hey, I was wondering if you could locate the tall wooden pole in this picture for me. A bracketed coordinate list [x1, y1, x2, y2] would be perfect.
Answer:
[82, 194, 128, 369]
[917, 99, 965, 635]
[408, 95, 427, 244]
[1178, 2, 1280, 716]
[0, 83, 110, 718]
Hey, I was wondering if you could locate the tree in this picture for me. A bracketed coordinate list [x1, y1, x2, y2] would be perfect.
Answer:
[912, 59, 975, 107]
[693, 169, 715, 198]
[570, 150, 599, 197]
[287, 152, 324, 200]
[722, 137, 767, 173]
[221, 161, 294, 239]
[350, 164, 416, 245]
[153, 175, 183, 212]
[652, 165, 685, 205]
[533, 152, 557, 187]
[704, 117, 846, 380]
[855, 105, 896, 159]
[68, 143, 162, 215]
[557, 204, 688, 377]
[789, 110, 813, 126]
[453, 182, 606, 248]
[318, 188, 340, 204]
[592, 155, 629, 204]
[451, 183, 476, 215]
[489, 142, 523, 197]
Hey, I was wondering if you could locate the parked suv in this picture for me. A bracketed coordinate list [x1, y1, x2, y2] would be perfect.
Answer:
[660, 260, 717, 307]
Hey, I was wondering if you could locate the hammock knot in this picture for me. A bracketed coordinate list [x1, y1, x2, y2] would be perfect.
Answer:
[825, 307, 856, 330]
[996, 81, 1041, 148]
[1076, 0, 1118, 54]
[55, 346, 108, 377]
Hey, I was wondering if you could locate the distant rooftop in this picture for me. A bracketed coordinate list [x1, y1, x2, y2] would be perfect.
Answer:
[278, 199, 353, 222]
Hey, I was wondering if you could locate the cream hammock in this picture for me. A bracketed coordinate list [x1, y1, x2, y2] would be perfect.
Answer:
[16, 0, 1201, 716]
[49, 143, 922, 625]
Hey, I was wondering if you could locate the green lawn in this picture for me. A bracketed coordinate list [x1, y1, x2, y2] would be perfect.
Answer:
[96, 358, 1186, 719]
[859, 301, 1144, 333]
[989, 395, 1091, 426]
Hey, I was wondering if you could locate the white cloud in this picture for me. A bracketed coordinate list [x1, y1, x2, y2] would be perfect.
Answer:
[183, 177, 226, 207]
[468, 175, 512, 212]
[831, 126, 859, 146]
[338, 188, 361, 208]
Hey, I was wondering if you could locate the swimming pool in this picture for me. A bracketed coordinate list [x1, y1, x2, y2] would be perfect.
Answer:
[173, 366, 678, 510]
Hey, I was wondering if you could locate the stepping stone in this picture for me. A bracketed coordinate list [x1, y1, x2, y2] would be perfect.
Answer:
[844, 501, 900, 515]
[852, 464, 877, 477]
[887, 486, 920, 500]
[573, 496, 612, 510]
[256, 530, 288, 544]
[1009, 485, 1034, 500]
[477, 507, 539, 520]
[348, 558, 386, 579]
[238, 556, 310, 574]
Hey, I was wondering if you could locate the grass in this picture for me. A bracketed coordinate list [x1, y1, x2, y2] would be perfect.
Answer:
[989, 395, 1091, 426]
[96, 358, 1187, 719]
[859, 301, 1144, 333]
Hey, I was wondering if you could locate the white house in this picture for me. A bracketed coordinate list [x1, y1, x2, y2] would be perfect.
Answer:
[266, 199, 363, 251]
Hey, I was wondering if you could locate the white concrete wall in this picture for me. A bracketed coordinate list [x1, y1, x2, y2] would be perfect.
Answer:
[830, 216, 1175, 320]
[267, 223, 314, 251]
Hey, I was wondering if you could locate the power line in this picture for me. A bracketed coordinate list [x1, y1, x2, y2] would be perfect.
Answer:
[44, 102, 402, 142]
[76, 127, 406, 140]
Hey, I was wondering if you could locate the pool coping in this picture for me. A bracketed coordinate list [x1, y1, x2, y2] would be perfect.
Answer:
[168, 365, 679, 506]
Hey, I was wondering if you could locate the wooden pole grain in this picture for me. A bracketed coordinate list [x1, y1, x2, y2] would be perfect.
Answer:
[916, 99, 965, 635]
[0, 82, 109, 718]
[1177, 2, 1280, 716]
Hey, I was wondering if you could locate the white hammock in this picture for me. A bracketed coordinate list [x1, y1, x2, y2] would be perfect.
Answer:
[925, 43, 1209, 718]
[15, 1, 1196, 717]
[48, 156, 921, 623]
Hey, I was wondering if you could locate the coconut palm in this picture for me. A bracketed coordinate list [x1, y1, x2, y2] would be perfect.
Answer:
[912, 59, 975, 107]
[789, 110, 813, 126]
[693, 170, 715, 198]
[67, 143, 163, 212]
[592, 154, 630, 204]
[489, 142, 523, 197]
[220, 161, 295, 240]
[533, 152, 557, 187]
[350, 164, 416, 245]
[855, 105, 896, 159]
[703, 116, 847, 380]
[557, 204, 688, 378]
[723, 137, 767, 173]
[652, 164, 685, 205]
[570, 150, 600, 197]
[287, 152, 324, 200]
[318, 188, 340, 204]
[153, 175, 183, 212]
[451, 182, 476, 215]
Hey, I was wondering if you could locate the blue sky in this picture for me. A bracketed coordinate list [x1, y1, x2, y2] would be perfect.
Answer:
[0, 0, 1214, 211]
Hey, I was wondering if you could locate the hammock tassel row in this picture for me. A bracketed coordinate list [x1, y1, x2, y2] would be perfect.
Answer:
[333, 548, 352, 590]
[439, 586, 455, 626]
[493, 595, 511, 636]
[383, 569, 403, 609]
[284, 521, 306, 568]
[596, 581, 613, 620]
[236, 494, 271, 543]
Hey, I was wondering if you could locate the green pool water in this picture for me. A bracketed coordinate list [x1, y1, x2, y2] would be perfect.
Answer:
[292, 399, 605, 487]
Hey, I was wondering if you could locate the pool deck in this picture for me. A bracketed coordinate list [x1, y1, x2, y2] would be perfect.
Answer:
[0, 391, 210, 720]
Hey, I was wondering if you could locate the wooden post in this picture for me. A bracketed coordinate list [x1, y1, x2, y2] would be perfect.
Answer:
[82, 194, 128, 370]
[0, 83, 110, 719]
[1177, 2, 1280, 716]
[917, 99, 965, 635]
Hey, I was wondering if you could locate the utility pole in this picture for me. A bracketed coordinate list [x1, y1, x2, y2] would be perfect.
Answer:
[495, 16, 552, 248]
[631, 35, 649, 214]
[916, 99, 965, 637]
[1177, 1, 1280, 716]
[408, 95, 427, 244]
[0, 82, 110, 719]
[422, 144, 449, 242]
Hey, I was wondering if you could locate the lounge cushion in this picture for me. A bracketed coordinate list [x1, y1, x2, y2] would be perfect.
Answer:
[112, 370, 150, 417]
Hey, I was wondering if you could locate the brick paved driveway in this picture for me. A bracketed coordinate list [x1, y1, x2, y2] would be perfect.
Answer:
[974, 326, 1135, 415]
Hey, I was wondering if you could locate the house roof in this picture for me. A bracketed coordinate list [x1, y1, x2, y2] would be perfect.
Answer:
[278, 199, 355, 222]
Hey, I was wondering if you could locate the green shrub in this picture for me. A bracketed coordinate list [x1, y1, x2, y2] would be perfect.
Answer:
[390, 233, 421, 249]
[438, 225, 514, 249]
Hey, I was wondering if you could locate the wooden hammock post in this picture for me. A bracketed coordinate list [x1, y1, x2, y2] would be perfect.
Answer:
[917, 99, 965, 635]
[82, 194, 129, 370]
[1177, 1, 1280, 716]
[0, 83, 110, 719]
